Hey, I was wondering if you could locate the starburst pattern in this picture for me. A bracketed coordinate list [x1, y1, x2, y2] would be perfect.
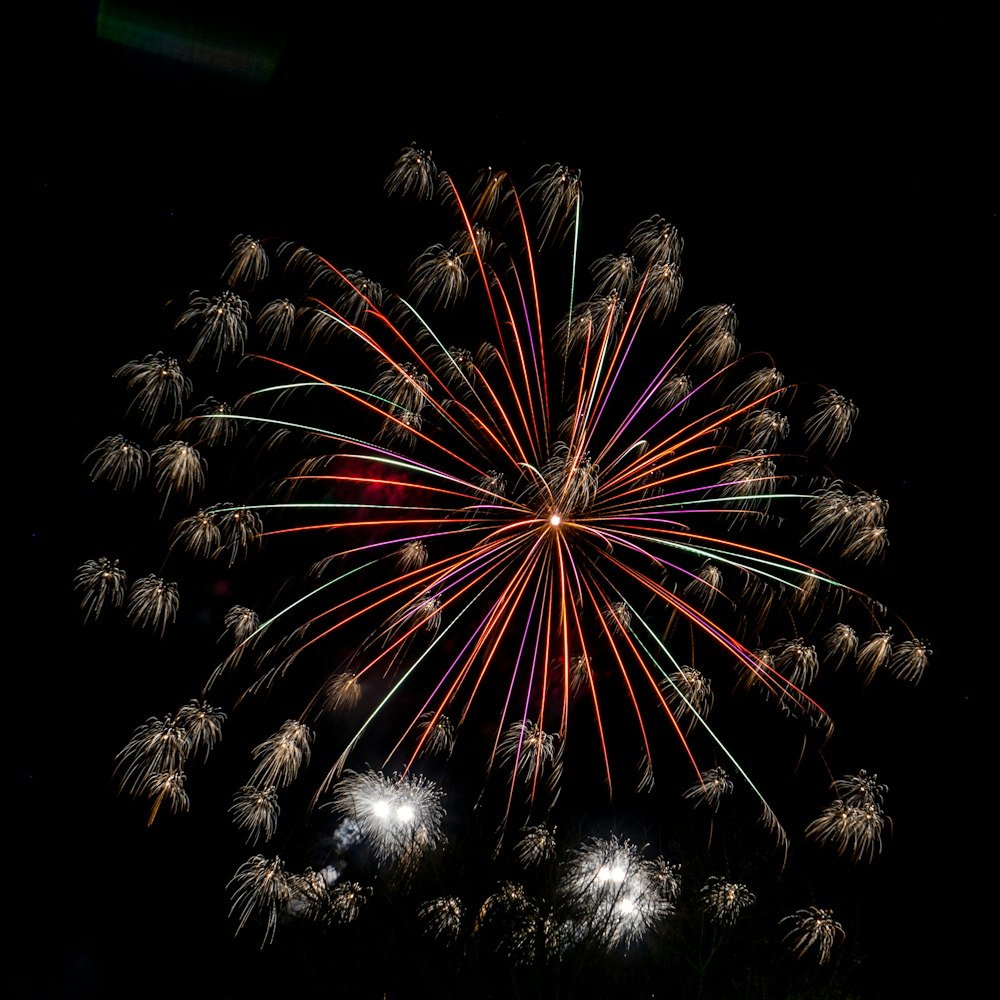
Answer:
[86, 435, 148, 490]
[126, 575, 179, 635]
[418, 895, 464, 942]
[114, 353, 191, 425]
[115, 700, 226, 818]
[700, 876, 755, 925]
[327, 769, 445, 870]
[806, 769, 890, 862]
[417, 711, 455, 758]
[324, 671, 363, 713]
[151, 440, 206, 506]
[250, 720, 313, 789]
[224, 605, 261, 644]
[143, 769, 189, 825]
[514, 823, 558, 867]
[116, 714, 188, 797]
[176, 699, 226, 760]
[475, 881, 544, 964]
[228, 855, 295, 946]
[683, 767, 734, 811]
[781, 906, 845, 965]
[230, 785, 280, 844]
[660, 666, 714, 730]
[74, 556, 128, 622]
[324, 880, 370, 924]
[559, 837, 679, 951]
[176, 289, 251, 365]
[88, 148, 927, 974]
[499, 721, 562, 791]
[224, 235, 269, 289]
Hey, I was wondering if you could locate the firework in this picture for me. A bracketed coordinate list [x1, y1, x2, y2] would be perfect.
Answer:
[74, 556, 128, 622]
[115, 714, 188, 796]
[113, 353, 191, 425]
[781, 906, 845, 965]
[143, 769, 189, 825]
[558, 836, 679, 951]
[659, 666, 713, 730]
[475, 882, 546, 965]
[228, 855, 295, 946]
[88, 147, 926, 965]
[86, 435, 148, 490]
[224, 605, 261, 644]
[324, 671, 364, 713]
[498, 721, 563, 792]
[114, 699, 226, 824]
[250, 720, 314, 789]
[683, 767, 734, 811]
[125, 574, 179, 636]
[289, 874, 370, 927]
[418, 895, 464, 942]
[806, 770, 889, 862]
[176, 289, 251, 366]
[230, 785, 280, 845]
[416, 711, 456, 758]
[328, 769, 445, 871]
[175, 699, 226, 760]
[700, 876, 756, 925]
[326, 881, 370, 924]
[515, 824, 559, 867]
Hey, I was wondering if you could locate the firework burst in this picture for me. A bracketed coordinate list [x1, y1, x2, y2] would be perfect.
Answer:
[327, 768, 446, 872]
[558, 836, 679, 951]
[84, 146, 925, 961]
[781, 906, 846, 965]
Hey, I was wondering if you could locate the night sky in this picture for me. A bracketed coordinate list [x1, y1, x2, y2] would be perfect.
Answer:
[20, 5, 988, 997]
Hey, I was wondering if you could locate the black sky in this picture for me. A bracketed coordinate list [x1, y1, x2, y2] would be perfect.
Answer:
[20, 5, 989, 996]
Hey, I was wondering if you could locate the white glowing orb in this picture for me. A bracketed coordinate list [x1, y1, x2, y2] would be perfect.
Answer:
[617, 898, 637, 915]
[396, 804, 415, 823]
[597, 863, 627, 883]
[373, 800, 390, 818]
[549, 514, 561, 527]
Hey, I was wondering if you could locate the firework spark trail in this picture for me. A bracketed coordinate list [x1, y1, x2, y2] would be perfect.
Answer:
[86, 147, 928, 956]
[260, 187, 861, 780]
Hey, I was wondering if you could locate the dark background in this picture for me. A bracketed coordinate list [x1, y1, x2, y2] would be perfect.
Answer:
[19, 4, 988, 996]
